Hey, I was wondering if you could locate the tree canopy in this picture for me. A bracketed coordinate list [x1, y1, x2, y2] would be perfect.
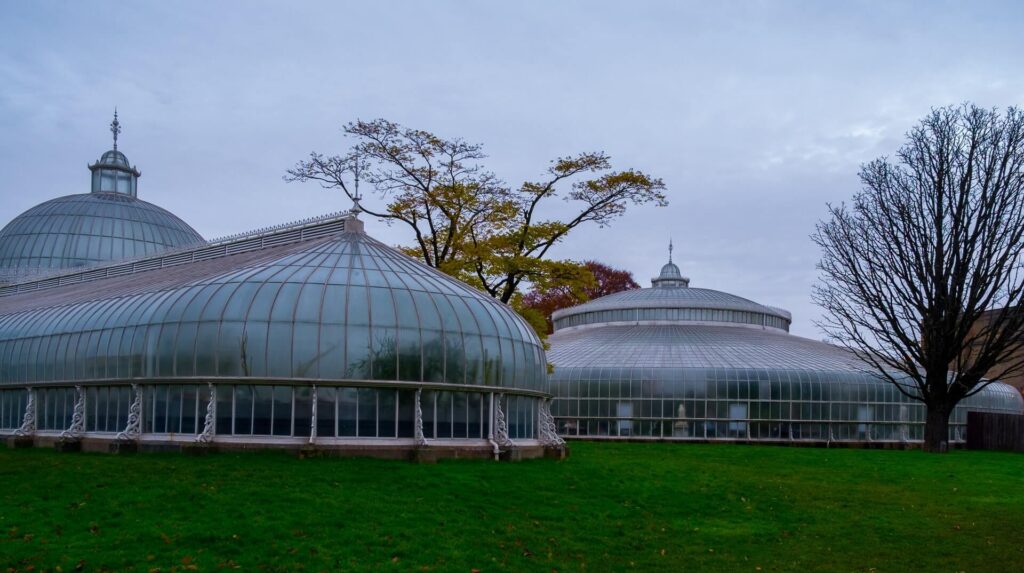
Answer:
[522, 260, 641, 334]
[813, 104, 1024, 452]
[286, 119, 666, 335]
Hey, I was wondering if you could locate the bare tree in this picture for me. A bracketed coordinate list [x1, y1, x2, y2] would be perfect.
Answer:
[813, 104, 1024, 452]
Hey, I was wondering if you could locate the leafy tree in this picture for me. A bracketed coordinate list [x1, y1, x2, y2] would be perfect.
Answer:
[522, 260, 641, 334]
[813, 104, 1024, 453]
[286, 119, 666, 318]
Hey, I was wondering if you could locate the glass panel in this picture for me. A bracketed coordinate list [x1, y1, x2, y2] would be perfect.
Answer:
[153, 385, 168, 434]
[452, 392, 468, 439]
[182, 386, 197, 434]
[397, 390, 415, 438]
[467, 393, 482, 439]
[234, 385, 253, 435]
[273, 386, 293, 436]
[166, 385, 182, 434]
[316, 386, 336, 437]
[358, 388, 376, 437]
[252, 385, 273, 435]
[435, 391, 452, 439]
[377, 389, 396, 438]
[338, 388, 358, 437]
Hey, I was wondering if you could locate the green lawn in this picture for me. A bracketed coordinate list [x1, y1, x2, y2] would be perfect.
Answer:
[1, 442, 1022, 572]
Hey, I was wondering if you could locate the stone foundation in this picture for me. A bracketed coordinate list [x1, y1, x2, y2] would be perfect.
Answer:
[2, 435, 558, 461]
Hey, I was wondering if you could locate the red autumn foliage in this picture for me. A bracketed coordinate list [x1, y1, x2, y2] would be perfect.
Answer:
[522, 260, 640, 334]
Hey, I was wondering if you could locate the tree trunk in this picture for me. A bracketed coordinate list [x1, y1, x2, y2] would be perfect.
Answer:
[922, 403, 951, 453]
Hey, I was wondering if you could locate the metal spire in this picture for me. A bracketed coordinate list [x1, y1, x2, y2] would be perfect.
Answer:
[668, 238, 673, 264]
[348, 152, 364, 217]
[110, 108, 121, 151]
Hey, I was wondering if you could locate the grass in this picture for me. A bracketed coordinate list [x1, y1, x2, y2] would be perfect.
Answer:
[0, 442, 1022, 572]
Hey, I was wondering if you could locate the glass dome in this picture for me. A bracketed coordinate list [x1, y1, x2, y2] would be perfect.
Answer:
[547, 256, 1024, 444]
[0, 136, 204, 283]
[0, 115, 559, 456]
[0, 228, 547, 391]
[99, 150, 131, 167]
[658, 262, 682, 278]
[0, 218, 553, 453]
[0, 193, 205, 283]
[553, 264, 791, 332]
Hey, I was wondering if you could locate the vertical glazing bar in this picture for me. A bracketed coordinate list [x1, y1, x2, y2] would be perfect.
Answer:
[309, 385, 317, 445]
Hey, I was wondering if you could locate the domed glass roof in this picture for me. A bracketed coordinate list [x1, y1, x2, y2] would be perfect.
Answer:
[658, 261, 682, 278]
[0, 117, 204, 283]
[548, 324, 858, 370]
[98, 149, 131, 168]
[0, 193, 204, 283]
[552, 255, 791, 332]
[0, 221, 547, 392]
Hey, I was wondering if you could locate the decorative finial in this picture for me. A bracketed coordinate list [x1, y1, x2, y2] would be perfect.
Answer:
[349, 152, 364, 217]
[668, 238, 673, 264]
[110, 108, 121, 151]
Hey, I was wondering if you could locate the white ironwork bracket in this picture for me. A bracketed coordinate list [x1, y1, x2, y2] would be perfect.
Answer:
[493, 393, 513, 448]
[196, 383, 216, 443]
[413, 388, 428, 447]
[116, 384, 144, 441]
[14, 387, 36, 437]
[59, 386, 87, 440]
[537, 398, 565, 447]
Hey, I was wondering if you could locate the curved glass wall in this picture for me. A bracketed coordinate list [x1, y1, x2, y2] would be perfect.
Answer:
[0, 383, 540, 444]
[551, 366, 1024, 443]
[0, 233, 547, 391]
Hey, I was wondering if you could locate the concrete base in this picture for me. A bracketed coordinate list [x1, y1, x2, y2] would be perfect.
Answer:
[8, 436, 34, 449]
[411, 447, 439, 464]
[181, 443, 214, 456]
[2, 435, 557, 462]
[108, 441, 139, 454]
[499, 447, 525, 462]
[54, 439, 82, 453]
[544, 445, 569, 460]
[297, 445, 325, 459]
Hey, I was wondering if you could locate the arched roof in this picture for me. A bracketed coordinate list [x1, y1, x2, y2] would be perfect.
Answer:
[552, 283, 792, 332]
[0, 217, 547, 392]
[547, 324, 860, 370]
[556, 286, 789, 316]
[552, 251, 791, 332]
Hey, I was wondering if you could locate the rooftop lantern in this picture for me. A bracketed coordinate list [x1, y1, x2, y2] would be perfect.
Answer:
[650, 239, 690, 288]
[88, 109, 141, 197]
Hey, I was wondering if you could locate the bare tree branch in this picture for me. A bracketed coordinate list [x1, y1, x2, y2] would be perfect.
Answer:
[813, 103, 1024, 452]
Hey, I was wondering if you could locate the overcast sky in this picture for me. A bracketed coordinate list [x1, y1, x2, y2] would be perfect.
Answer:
[2, 1, 1022, 338]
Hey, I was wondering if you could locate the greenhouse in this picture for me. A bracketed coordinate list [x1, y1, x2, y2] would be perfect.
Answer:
[547, 252, 1024, 444]
[0, 210, 560, 458]
[0, 122, 560, 459]
[2, 116, 1021, 454]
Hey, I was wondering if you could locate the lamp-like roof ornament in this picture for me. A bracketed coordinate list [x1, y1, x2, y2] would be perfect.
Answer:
[652, 238, 690, 288]
[88, 109, 141, 197]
